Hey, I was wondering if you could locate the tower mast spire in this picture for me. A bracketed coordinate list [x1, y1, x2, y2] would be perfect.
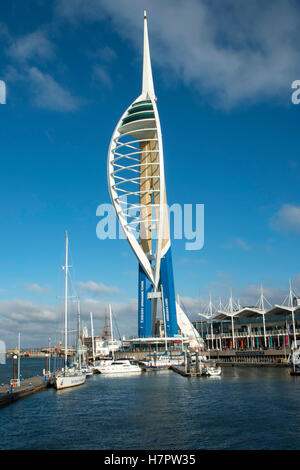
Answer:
[142, 10, 156, 100]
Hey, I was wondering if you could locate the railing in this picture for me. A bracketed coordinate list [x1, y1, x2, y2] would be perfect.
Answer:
[205, 328, 300, 340]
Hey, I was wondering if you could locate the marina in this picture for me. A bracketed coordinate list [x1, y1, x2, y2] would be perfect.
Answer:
[1, 3, 300, 453]
[0, 342, 297, 411]
[0, 359, 300, 450]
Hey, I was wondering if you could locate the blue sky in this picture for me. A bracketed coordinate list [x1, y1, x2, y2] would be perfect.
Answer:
[1, 0, 300, 347]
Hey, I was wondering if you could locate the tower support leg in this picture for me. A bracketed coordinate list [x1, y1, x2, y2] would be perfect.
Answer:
[138, 263, 152, 337]
[160, 248, 178, 337]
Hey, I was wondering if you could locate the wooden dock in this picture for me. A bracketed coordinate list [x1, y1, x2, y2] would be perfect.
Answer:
[0, 376, 50, 408]
[170, 365, 205, 377]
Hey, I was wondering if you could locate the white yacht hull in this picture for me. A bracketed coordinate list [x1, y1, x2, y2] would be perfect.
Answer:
[98, 366, 142, 375]
[92, 359, 113, 374]
[206, 367, 222, 377]
[55, 373, 86, 390]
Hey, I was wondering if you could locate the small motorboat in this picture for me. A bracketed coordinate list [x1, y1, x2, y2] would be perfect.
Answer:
[205, 366, 222, 377]
[80, 365, 94, 377]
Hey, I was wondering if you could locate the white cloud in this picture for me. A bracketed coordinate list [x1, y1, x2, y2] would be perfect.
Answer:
[95, 45, 117, 63]
[270, 204, 300, 233]
[0, 296, 138, 348]
[0, 299, 60, 348]
[55, 0, 300, 108]
[7, 30, 55, 63]
[92, 65, 113, 89]
[235, 238, 251, 250]
[26, 66, 81, 111]
[26, 283, 51, 294]
[77, 280, 120, 296]
[233, 284, 286, 307]
[2, 24, 82, 112]
[1, 276, 299, 347]
[222, 237, 252, 250]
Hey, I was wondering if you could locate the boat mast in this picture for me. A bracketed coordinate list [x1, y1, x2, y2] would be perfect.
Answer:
[260, 285, 267, 348]
[90, 312, 95, 366]
[64, 231, 69, 370]
[289, 280, 297, 348]
[104, 308, 109, 340]
[77, 299, 81, 368]
[209, 292, 214, 350]
[229, 289, 235, 349]
[109, 304, 114, 360]
[17, 332, 20, 382]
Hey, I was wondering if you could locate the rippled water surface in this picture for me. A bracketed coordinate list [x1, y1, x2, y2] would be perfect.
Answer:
[0, 360, 299, 450]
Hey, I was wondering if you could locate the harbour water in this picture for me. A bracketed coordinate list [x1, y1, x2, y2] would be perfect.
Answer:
[0, 357, 47, 385]
[0, 359, 299, 450]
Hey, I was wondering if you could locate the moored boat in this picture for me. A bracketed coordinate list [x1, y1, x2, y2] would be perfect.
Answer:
[205, 366, 222, 377]
[92, 358, 113, 373]
[54, 233, 86, 390]
[97, 359, 142, 375]
[54, 368, 86, 389]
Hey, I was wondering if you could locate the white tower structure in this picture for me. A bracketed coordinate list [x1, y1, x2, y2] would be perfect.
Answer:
[107, 12, 178, 338]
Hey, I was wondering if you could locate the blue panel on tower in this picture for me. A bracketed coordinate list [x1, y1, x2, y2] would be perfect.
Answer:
[160, 247, 178, 337]
[138, 263, 152, 337]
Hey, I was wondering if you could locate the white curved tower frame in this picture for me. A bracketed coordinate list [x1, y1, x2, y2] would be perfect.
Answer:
[107, 12, 170, 292]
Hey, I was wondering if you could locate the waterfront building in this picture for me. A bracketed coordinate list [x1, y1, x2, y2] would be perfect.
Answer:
[193, 284, 300, 356]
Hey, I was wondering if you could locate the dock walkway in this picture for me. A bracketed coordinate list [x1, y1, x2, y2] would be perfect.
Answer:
[170, 365, 205, 377]
[0, 376, 49, 408]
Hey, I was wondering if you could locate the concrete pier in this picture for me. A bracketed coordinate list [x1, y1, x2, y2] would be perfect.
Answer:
[0, 376, 50, 408]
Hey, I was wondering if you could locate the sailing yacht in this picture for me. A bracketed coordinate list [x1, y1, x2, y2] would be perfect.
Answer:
[54, 233, 86, 390]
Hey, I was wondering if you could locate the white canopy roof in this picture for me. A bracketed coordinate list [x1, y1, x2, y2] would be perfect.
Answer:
[233, 307, 266, 318]
[266, 304, 300, 316]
